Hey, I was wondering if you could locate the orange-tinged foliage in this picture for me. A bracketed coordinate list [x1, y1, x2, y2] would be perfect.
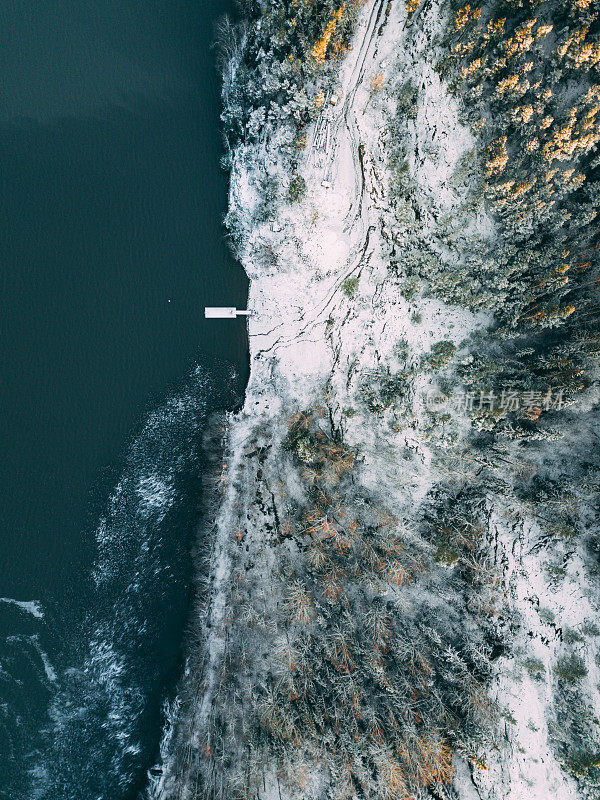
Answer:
[558, 26, 600, 69]
[387, 561, 409, 586]
[487, 17, 506, 38]
[454, 4, 481, 31]
[288, 410, 310, 430]
[495, 74, 520, 95]
[322, 567, 346, 602]
[541, 103, 600, 162]
[294, 133, 308, 150]
[536, 23, 553, 38]
[485, 136, 508, 177]
[311, 5, 344, 63]
[502, 19, 536, 58]
[376, 753, 409, 800]
[285, 582, 315, 624]
[395, 736, 454, 788]
[461, 57, 482, 79]
[369, 72, 385, 95]
[513, 104, 534, 124]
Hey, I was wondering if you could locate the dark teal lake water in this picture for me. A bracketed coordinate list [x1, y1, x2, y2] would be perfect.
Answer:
[0, 1, 247, 797]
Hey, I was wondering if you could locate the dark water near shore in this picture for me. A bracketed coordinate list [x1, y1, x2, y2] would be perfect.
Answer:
[0, 1, 247, 797]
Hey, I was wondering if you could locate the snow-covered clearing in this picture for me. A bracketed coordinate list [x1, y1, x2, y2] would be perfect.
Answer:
[152, 2, 595, 798]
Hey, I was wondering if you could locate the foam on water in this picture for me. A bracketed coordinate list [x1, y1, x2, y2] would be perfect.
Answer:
[0, 364, 235, 800]
[30, 637, 58, 683]
[0, 598, 44, 619]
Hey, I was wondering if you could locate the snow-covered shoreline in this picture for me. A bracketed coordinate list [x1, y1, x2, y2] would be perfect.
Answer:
[150, 2, 599, 798]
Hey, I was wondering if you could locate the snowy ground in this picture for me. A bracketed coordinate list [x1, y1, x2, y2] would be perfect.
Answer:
[152, 2, 596, 798]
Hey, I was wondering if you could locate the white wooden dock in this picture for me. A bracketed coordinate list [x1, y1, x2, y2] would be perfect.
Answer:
[204, 307, 250, 319]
